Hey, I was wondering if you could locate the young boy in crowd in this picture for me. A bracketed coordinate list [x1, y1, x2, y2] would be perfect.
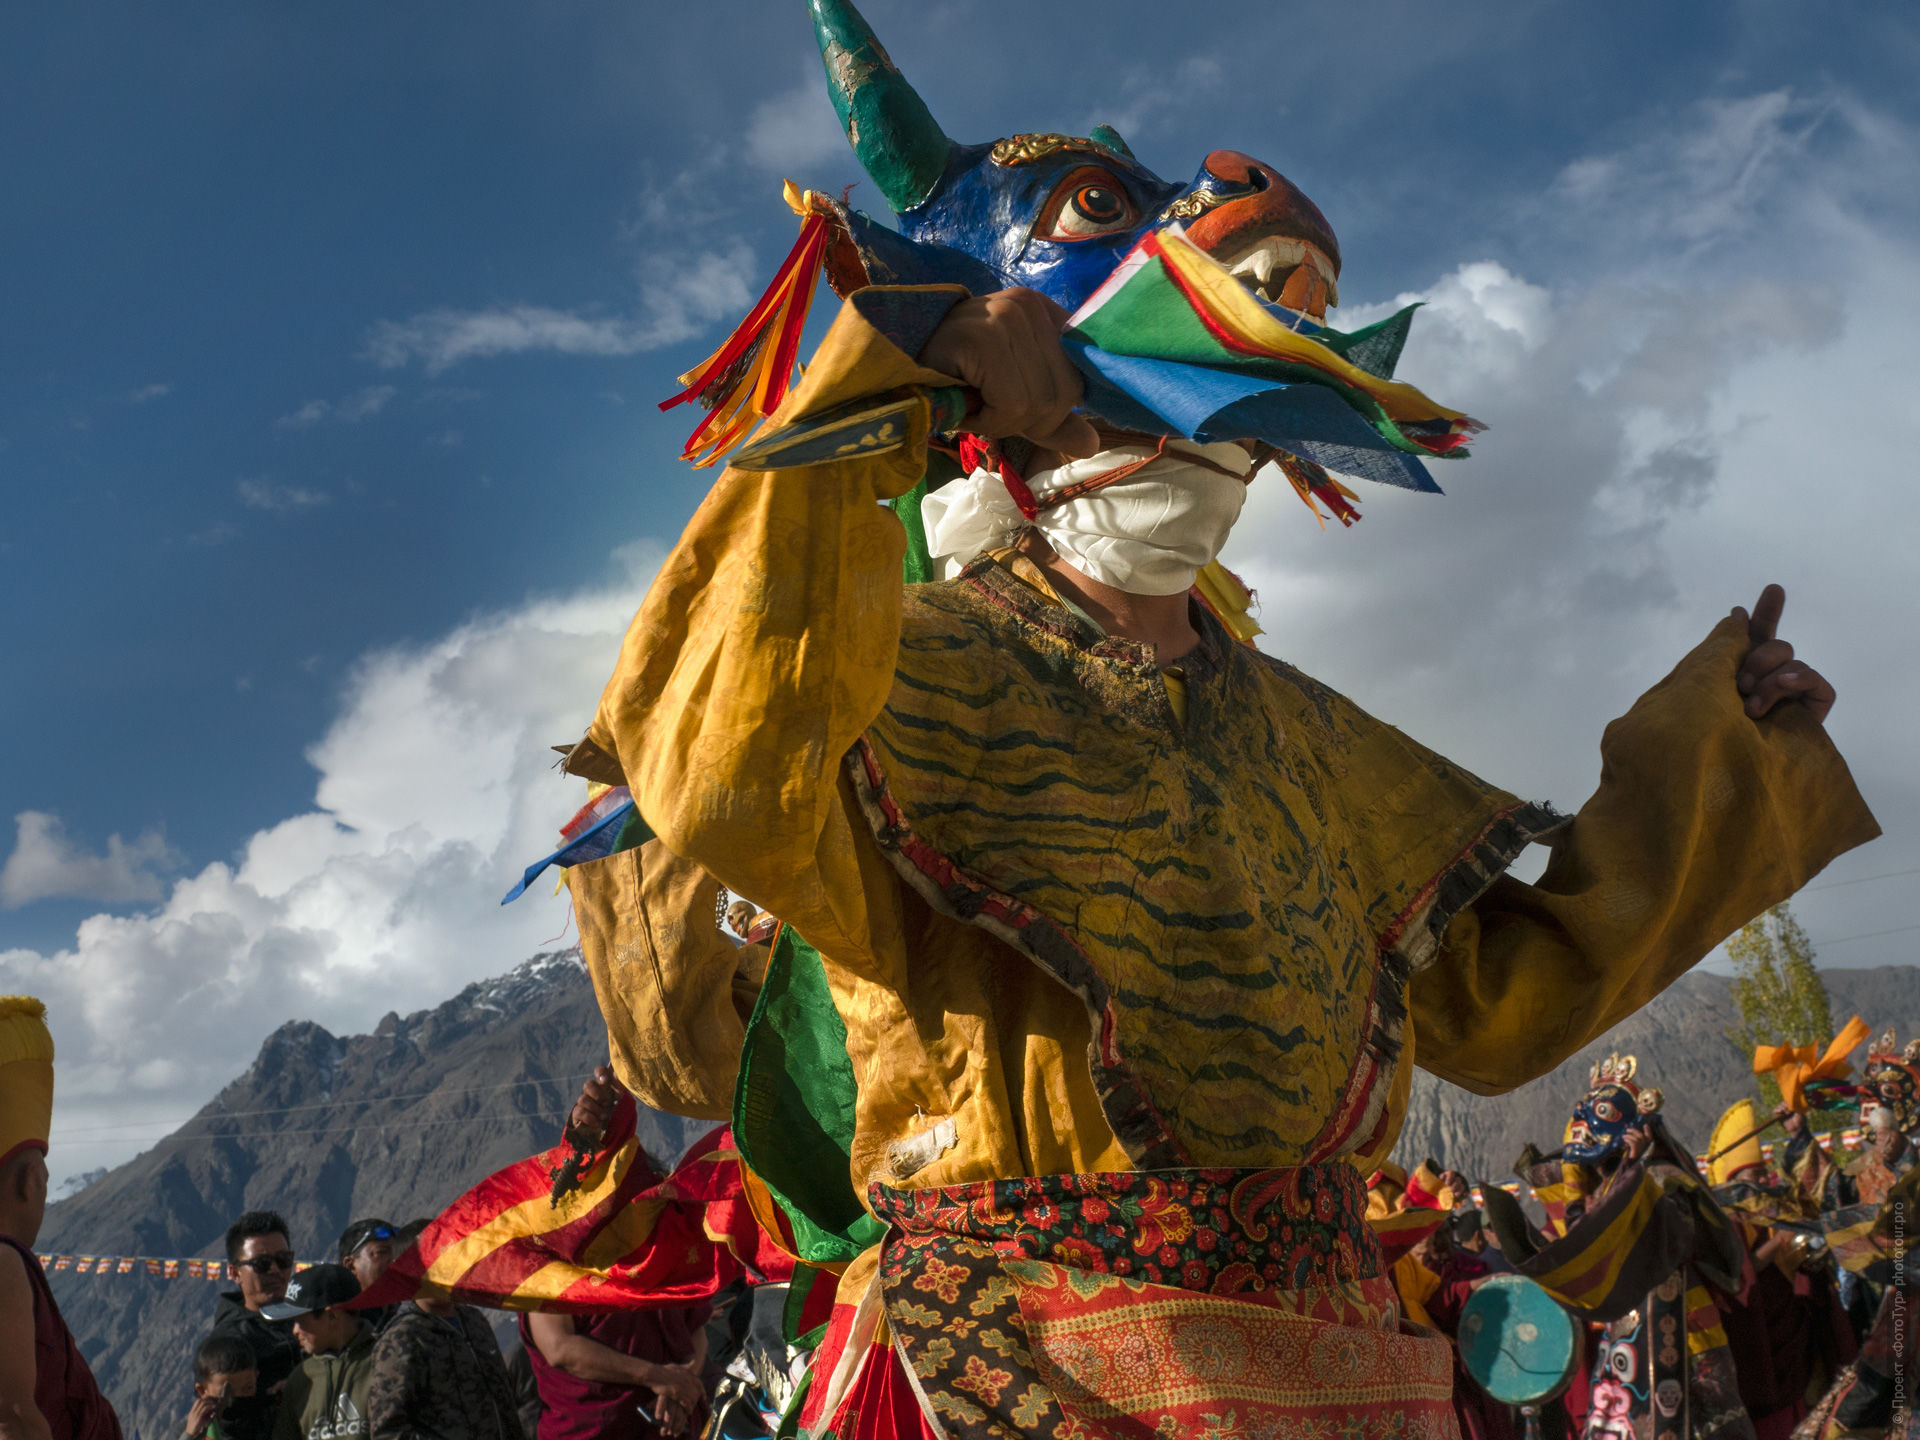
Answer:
[184, 1335, 260, 1440]
[263, 1265, 376, 1440]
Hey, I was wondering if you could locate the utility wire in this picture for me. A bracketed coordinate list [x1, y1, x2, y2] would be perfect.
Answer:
[1804, 866, 1920, 894]
[56, 1073, 595, 1137]
[58, 1108, 574, 1150]
[1811, 922, 1920, 948]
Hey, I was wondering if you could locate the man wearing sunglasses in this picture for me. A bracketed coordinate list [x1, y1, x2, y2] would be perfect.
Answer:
[336, 1220, 395, 1291]
[208, 1209, 303, 1433]
[336, 1219, 398, 1335]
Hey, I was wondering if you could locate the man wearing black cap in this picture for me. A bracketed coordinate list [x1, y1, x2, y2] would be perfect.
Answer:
[337, 1222, 395, 1291]
[263, 1266, 375, 1440]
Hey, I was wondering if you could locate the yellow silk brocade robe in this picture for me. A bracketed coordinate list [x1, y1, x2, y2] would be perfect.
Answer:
[570, 288, 1879, 1205]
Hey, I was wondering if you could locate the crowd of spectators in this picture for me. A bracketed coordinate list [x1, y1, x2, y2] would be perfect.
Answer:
[181, 1209, 713, 1440]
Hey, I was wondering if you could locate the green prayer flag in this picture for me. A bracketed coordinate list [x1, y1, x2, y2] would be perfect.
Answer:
[732, 929, 886, 1266]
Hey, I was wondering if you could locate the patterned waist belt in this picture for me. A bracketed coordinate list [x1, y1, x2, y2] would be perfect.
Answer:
[868, 1163, 1382, 1299]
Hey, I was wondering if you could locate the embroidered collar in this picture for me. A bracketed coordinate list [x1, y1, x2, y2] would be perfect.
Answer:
[962, 553, 1231, 686]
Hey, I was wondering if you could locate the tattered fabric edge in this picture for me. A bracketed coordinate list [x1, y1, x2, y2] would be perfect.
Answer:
[1385, 801, 1569, 979]
[1318, 800, 1569, 1163]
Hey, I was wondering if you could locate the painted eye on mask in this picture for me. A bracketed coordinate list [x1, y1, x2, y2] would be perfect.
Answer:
[1594, 1101, 1620, 1123]
[1036, 167, 1138, 242]
[1607, 1343, 1637, 1383]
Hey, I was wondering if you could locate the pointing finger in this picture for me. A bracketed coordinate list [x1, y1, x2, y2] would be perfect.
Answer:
[1747, 584, 1786, 648]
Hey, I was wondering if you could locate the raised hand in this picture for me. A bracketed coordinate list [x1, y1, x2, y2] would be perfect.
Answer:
[565, 1064, 621, 1147]
[917, 288, 1101, 459]
[1732, 584, 1836, 724]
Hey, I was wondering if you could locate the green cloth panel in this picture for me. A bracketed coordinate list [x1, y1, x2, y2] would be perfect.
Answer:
[610, 807, 655, 855]
[1313, 304, 1416, 380]
[891, 475, 935, 585]
[773, 1365, 811, 1440]
[782, 1266, 833, 1348]
[732, 927, 887, 1266]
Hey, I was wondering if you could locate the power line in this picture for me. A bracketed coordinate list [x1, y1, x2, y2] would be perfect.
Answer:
[1805, 866, 1920, 894]
[58, 1108, 574, 1150]
[1812, 922, 1920, 949]
[57, 1073, 595, 1137]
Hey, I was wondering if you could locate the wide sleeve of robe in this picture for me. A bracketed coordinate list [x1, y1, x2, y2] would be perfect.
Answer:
[1411, 620, 1879, 1095]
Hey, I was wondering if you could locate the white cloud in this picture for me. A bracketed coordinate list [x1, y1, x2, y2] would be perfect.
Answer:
[339, 384, 397, 421]
[743, 69, 847, 176]
[277, 399, 331, 428]
[1223, 86, 1918, 968]
[1529, 89, 1916, 272]
[364, 247, 754, 375]
[127, 383, 171, 404]
[186, 520, 240, 547]
[1548, 91, 1823, 247]
[1, 549, 663, 1185]
[0, 813, 183, 910]
[363, 306, 655, 372]
[1086, 56, 1227, 151]
[277, 385, 398, 428]
[237, 478, 330, 511]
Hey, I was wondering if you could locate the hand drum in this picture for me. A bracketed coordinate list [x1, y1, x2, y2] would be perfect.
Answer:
[1458, 1274, 1578, 1407]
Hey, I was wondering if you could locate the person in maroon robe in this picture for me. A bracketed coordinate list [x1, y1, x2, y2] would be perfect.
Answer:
[0, 995, 122, 1440]
[520, 1306, 710, 1440]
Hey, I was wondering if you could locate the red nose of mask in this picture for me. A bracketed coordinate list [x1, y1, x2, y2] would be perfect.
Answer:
[1180, 150, 1343, 316]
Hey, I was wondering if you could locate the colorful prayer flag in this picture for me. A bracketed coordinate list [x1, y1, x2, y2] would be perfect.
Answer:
[500, 798, 644, 904]
[1062, 225, 1482, 492]
[351, 1094, 795, 1313]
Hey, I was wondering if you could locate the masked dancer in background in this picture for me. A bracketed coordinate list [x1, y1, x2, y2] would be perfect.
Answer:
[1487, 1058, 1759, 1440]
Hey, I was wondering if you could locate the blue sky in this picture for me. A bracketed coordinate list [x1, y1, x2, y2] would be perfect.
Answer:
[4, 0, 1917, 1182]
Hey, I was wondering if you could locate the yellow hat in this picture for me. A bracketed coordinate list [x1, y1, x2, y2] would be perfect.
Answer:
[1707, 1099, 1765, 1187]
[0, 996, 54, 1168]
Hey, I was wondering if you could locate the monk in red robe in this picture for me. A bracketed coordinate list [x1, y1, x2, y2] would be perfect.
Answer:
[0, 996, 122, 1440]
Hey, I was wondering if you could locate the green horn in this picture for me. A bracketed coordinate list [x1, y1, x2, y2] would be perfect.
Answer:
[808, 0, 952, 212]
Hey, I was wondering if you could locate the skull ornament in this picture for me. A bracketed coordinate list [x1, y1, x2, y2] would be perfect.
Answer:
[1863, 1030, 1920, 1134]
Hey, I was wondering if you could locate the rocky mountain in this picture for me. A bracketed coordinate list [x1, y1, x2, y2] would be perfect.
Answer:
[38, 949, 711, 1440]
[1391, 965, 1920, 1186]
[53, 1168, 108, 1202]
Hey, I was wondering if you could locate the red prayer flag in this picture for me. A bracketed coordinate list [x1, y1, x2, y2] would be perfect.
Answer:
[353, 1095, 795, 1314]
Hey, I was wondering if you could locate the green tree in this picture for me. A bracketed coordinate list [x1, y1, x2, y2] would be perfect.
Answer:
[1725, 900, 1837, 1119]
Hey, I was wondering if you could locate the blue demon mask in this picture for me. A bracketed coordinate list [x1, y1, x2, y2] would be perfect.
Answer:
[1561, 1055, 1658, 1168]
[665, 0, 1475, 503]
[806, 0, 1342, 323]
[1563, 1082, 1644, 1166]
